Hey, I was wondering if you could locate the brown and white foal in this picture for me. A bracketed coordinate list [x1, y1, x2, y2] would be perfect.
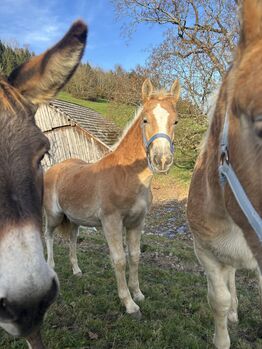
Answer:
[44, 79, 180, 317]
[187, 1, 262, 348]
[0, 21, 87, 347]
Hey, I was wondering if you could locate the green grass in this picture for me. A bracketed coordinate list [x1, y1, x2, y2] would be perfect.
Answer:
[154, 165, 193, 187]
[58, 91, 109, 115]
[58, 91, 135, 128]
[1, 230, 261, 349]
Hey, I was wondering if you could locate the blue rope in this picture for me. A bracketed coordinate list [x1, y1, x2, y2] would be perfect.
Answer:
[219, 111, 262, 241]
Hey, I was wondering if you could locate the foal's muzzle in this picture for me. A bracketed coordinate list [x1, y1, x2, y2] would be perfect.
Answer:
[142, 127, 175, 173]
[150, 148, 174, 173]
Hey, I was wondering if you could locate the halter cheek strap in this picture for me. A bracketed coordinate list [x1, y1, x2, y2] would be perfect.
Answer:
[141, 123, 175, 172]
[219, 111, 262, 241]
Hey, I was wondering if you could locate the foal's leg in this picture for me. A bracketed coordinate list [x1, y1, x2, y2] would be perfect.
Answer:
[44, 209, 64, 269]
[126, 224, 145, 302]
[69, 224, 82, 276]
[227, 267, 238, 323]
[256, 267, 262, 317]
[195, 243, 231, 349]
[207, 266, 232, 349]
[102, 215, 141, 317]
[44, 218, 56, 269]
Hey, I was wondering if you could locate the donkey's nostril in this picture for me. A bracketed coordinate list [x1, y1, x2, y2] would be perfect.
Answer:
[0, 297, 17, 321]
[0, 298, 7, 315]
[0, 298, 6, 309]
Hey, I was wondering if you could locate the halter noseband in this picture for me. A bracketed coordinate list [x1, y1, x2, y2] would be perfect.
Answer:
[219, 111, 262, 241]
[141, 122, 175, 172]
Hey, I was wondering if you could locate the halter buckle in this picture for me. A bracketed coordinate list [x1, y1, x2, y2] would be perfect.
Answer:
[220, 146, 229, 165]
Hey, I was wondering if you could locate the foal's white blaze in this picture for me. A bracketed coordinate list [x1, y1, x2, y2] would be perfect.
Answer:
[153, 104, 170, 149]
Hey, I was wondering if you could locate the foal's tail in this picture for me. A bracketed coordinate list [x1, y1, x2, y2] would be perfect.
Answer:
[58, 215, 74, 238]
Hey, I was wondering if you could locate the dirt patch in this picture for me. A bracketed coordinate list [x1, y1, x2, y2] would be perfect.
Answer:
[151, 176, 188, 203]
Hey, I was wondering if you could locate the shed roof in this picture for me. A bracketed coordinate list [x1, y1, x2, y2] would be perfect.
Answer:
[49, 99, 121, 147]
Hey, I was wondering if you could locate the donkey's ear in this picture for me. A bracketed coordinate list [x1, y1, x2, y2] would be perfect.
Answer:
[170, 80, 180, 103]
[239, 0, 262, 47]
[8, 20, 87, 105]
[142, 79, 153, 101]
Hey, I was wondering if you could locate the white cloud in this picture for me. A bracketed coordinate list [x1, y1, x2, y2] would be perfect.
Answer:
[0, 0, 64, 51]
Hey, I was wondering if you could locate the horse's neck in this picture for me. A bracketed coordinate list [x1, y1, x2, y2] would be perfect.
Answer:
[230, 116, 262, 186]
[113, 118, 153, 185]
[205, 104, 261, 212]
[114, 118, 145, 162]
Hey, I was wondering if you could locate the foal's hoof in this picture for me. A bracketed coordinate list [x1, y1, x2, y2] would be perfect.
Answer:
[73, 271, 83, 277]
[228, 310, 238, 323]
[130, 310, 142, 320]
[213, 334, 230, 349]
[133, 292, 145, 302]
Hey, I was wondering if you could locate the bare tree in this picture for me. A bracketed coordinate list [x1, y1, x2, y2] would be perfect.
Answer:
[112, 0, 239, 107]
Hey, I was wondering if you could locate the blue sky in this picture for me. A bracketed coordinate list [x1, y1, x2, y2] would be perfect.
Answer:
[0, 0, 166, 71]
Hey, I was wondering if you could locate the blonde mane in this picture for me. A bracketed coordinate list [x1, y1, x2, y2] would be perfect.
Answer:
[200, 87, 220, 153]
[111, 105, 143, 150]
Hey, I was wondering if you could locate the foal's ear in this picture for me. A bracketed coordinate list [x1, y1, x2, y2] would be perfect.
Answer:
[170, 80, 180, 103]
[142, 79, 153, 101]
[8, 20, 88, 105]
[239, 0, 262, 47]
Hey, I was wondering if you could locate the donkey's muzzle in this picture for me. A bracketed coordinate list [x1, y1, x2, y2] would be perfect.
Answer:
[0, 277, 58, 337]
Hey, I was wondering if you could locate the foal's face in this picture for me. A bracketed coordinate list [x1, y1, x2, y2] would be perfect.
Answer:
[0, 20, 87, 338]
[141, 79, 180, 173]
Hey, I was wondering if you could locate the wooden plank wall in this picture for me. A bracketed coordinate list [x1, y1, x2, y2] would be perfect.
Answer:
[35, 104, 110, 170]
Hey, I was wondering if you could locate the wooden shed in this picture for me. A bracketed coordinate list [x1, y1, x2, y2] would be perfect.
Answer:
[35, 99, 120, 169]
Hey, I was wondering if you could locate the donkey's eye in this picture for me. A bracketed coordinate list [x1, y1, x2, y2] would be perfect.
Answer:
[36, 153, 46, 168]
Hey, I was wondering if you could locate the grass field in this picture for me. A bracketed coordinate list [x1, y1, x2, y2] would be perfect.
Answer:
[1, 229, 261, 349]
[58, 92, 135, 129]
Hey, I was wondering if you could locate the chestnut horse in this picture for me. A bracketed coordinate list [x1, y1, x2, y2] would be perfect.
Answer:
[0, 21, 87, 348]
[187, 1, 262, 348]
[44, 79, 180, 317]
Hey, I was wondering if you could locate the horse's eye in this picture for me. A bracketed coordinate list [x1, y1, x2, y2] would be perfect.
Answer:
[143, 118, 148, 124]
[174, 120, 178, 125]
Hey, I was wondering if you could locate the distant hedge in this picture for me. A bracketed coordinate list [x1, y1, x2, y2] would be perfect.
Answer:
[0, 41, 33, 76]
